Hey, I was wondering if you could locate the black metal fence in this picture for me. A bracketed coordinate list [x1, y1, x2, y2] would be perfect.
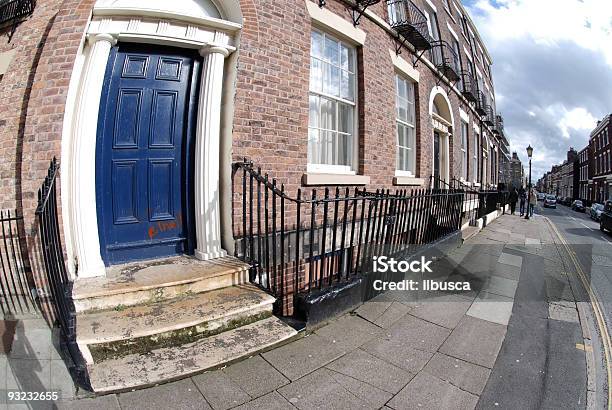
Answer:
[0, 209, 36, 315]
[234, 161, 464, 314]
[0, 0, 35, 26]
[36, 158, 76, 339]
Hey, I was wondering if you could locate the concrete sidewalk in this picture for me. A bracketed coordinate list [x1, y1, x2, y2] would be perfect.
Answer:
[1, 213, 578, 410]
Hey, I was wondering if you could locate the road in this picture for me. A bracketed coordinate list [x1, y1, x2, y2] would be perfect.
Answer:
[538, 201, 612, 408]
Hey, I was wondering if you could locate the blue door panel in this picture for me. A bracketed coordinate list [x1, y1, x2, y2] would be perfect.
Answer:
[111, 160, 139, 225]
[113, 89, 142, 148]
[96, 44, 200, 265]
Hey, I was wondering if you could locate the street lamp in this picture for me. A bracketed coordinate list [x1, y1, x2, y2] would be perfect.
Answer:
[525, 145, 533, 220]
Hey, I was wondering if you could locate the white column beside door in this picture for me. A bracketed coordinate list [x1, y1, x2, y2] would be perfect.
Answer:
[69, 33, 115, 278]
[194, 45, 230, 260]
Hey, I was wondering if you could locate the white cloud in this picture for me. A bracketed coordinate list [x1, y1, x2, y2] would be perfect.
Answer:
[469, 0, 612, 66]
[465, 0, 612, 179]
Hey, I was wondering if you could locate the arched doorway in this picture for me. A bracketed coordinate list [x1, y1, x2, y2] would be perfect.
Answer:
[429, 87, 454, 187]
[61, 0, 242, 277]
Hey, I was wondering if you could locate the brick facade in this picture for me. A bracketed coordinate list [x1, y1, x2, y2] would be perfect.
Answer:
[0, 0, 503, 280]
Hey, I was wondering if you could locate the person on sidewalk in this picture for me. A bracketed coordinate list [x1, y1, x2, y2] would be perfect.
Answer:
[519, 187, 527, 216]
[529, 187, 537, 217]
[508, 188, 518, 215]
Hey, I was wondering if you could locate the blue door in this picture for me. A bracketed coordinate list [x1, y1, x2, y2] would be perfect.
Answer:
[96, 44, 200, 265]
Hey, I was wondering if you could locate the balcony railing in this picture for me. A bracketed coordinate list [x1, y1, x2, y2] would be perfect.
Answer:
[387, 0, 433, 51]
[495, 115, 504, 133]
[429, 40, 460, 82]
[484, 105, 495, 126]
[475, 91, 487, 116]
[460, 71, 478, 103]
[0, 0, 35, 26]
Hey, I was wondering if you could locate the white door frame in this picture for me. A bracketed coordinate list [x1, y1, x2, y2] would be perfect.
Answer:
[60, 2, 241, 278]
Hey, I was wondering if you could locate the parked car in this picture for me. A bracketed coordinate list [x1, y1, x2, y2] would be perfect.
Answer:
[571, 200, 585, 212]
[590, 203, 604, 221]
[600, 201, 612, 233]
[544, 195, 557, 208]
[537, 192, 546, 201]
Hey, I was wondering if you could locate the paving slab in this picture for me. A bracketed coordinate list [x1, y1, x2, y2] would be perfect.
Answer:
[408, 297, 472, 329]
[223, 355, 289, 399]
[8, 326, 52, 360]
[466, 291, 514, 325]
[490, 263, 521, 281]
[439, 316, 506, 369]
[498, 253, 523, 269]
[548, 302, 579, 323]
[360, 335, 433, 373]
[234, 391, 294, 410]
[372, 302, 412, 328]
[6, 358, 51, 393]
[56, 395, 121, 410]
[422, 352, 490, 396]
[354, 301, 392, 323]
[480, 276, 518, 299]
[50, 360, 77, 400]
[315, 315, 384, 350]
[192, 370, 251, 410]
[325, 349, 414, 394]
[277, 367, 386, 410]
[387, 314, 451, 353]
[117, 379, 209, 410]
[387, 372, 478, 410]
[261, 334, 346, 381]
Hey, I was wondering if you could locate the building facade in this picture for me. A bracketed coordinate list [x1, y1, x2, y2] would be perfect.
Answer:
[589, 115, 612, 203]
[578, 146, 589, 204]
[508, 152, 523, 189]
[0, 0, 507, 391]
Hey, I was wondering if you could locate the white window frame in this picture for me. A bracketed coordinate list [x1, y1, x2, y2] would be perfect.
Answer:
[395, 74, 417, 177]
[473, 132, 479, 182]
[308, 29, 359, 175]
[460, 120, 468, 180]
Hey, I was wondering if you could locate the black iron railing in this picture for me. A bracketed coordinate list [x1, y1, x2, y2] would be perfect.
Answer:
[0, 210, 35, 315]
[494, 115, 504, 134]
[484, 105, 495, 126]
[429, 40, 461, 81]
[387, 0, 433, 51]
[0, 0, 35, 26]
[36, 158, 76, 339]
[460, 71, 478, 103]
[234, 160, 464, 315]
[475, 90, 487, 116]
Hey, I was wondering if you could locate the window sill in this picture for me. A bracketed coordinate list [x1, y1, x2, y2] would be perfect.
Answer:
[393, 176, 425, 186]
[473, 182, 481, 188]
[302, 172, 370, 186]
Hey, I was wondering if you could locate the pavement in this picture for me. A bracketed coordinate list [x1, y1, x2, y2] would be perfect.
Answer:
[0, 211, 597, 409]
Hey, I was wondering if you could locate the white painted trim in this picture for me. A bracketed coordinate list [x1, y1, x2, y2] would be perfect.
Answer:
[446, 23, 459, 42]
[459, 108, 470, 123]
[305, 0, 366, 45]
[63, 4, 240, 277]
[93, 7, 242, 31]
[389, 49, 420, 83]
[424, 0, 438, 13]
[473, 123, 480, 133]
[307, 163, 355, 175]
[395, 170, 415, 177]
[428, 86, 455, 127]
[0, 49, 16, 74]
[302, 173, 370, 186]
[393, 176, 424, 186]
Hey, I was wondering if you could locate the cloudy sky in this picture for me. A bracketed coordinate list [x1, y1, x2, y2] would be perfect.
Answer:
[463, 0, 612, 179]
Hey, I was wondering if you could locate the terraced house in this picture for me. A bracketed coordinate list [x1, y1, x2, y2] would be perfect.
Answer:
[0, 0, 509, 392]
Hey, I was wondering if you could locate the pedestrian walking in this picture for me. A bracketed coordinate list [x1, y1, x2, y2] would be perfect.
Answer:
[508, 188, 518, 215]
[529, 187, 537, 217]
[519, 187, 526, 216]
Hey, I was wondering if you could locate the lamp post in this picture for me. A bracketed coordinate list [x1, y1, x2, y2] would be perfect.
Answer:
[525, 145, 533, 220]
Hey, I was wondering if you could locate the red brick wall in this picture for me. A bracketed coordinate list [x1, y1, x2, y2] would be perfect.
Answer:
[0, 0, 501, 260]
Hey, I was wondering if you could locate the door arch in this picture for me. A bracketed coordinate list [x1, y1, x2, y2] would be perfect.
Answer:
[429, 87, 454, 186]
[62, 0, 242, 276]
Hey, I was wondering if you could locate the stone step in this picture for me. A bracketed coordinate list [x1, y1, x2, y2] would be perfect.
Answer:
[87, 316, 297, 393]
[72, 256, 250, 312]
[462, 225, 481, 242]
[76, 283, 275, 364]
